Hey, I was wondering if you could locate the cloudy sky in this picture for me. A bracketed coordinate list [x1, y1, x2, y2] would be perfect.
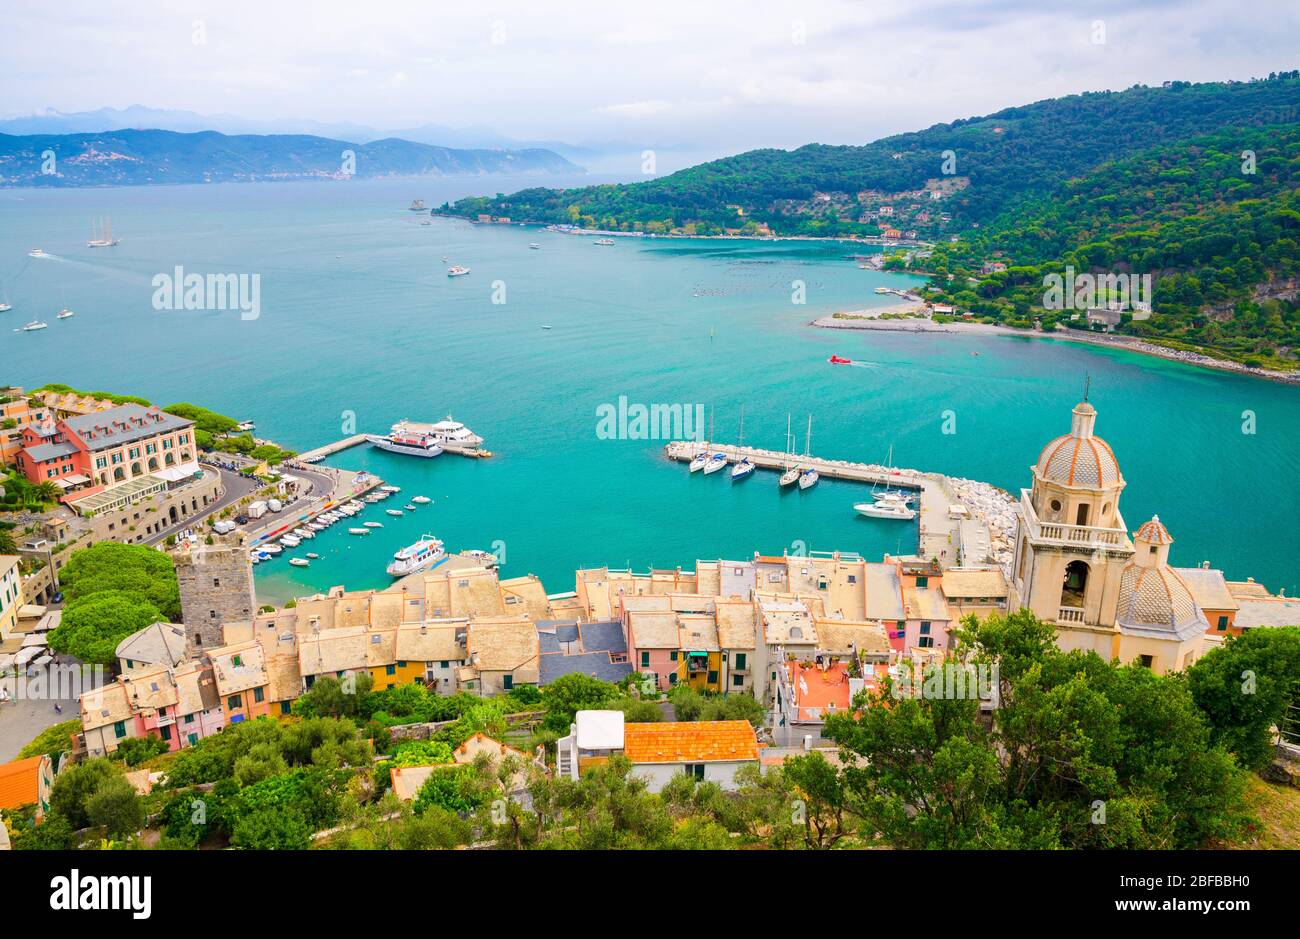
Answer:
[4, 0, 1296, 152]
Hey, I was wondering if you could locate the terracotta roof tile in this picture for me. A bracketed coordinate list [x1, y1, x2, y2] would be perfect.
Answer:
[622, 720, 759, 764]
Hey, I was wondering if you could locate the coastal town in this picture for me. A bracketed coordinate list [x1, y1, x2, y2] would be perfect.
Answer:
[2, 383, 1296, 853]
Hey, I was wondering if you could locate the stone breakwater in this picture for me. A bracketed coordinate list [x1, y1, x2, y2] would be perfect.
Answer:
[946, 475, 1018, 575]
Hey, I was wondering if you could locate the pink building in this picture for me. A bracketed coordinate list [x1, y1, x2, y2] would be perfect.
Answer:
[624, 610, 683, 691]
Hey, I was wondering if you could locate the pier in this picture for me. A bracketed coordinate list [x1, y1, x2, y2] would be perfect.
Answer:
[665, 441, 1012, 569]
[296, 434, 491, 463]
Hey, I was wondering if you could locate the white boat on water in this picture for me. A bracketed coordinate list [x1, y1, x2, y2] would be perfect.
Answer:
[386, 509, 403, 517]
[799, 468, 819, 490]
[688, 450, 710, 472]
[348, 527, 370, 535]
[702, 452, 729, 475]
[529, 243, 541, 249]
[854, 493, 916, 520]
[409, 199, 427, 211]
[731, 458, 755, 481]
[447, 266, 470, 277]
[429, 416, 483, 449]
[21, 320, 48, 331]
[403, 503, 417, 511]
[289, 557, 310, 567]
[294, 528, 315, 539]
[365, 422, 444, 458]
[779, 465, 801, 487]
[387, 534, 446, 577]
[411, 495, 431, 504]
[261, 543, 283, 555]
[28, 249, 48, 258]
[56, 309, 74, 319]
[0, 303, 11, 313]
[381, 485, 402, 493]
[87, 217, 120, 247]
[306, 552, 320, 559]
[364, 521, 383, 528]
[593, 238, 615, 246]
[280, 535, 301, 548]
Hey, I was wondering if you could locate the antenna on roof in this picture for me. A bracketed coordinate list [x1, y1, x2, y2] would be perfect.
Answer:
[1083, 373, 1091, 403]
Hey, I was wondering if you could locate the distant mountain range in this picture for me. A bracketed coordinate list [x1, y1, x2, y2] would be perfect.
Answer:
[0, 128, 584, 187]
[0, 106, 629, 164]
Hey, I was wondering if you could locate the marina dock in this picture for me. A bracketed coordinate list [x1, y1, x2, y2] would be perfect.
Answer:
[297, 434, 490, 463]
[665, 440, 1013, 569]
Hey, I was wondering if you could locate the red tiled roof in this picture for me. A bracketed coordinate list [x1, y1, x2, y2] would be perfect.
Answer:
[622, 720, 759, 764]
[0, 756, 46, 810]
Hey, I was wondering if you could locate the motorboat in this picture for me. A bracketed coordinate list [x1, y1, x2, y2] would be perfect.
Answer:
[828, 355, 851, 365]
[387, 534, 446, 577]
[688, 450, 711, 472]
[386, 509, 404, 517]
[799, 468, 820, 490]
[289, 558, 310, 567]
[411, 495, 431, 504]
[854, 493, 916, 520]
[593, 238, 615, 246]
[28, 249, 48, 258]
[293, 528, 315, 539]
[403, 503, 417, 511]
[447, 266, 471, 276]
[702, 452, 729, 475]
[529, 243, 541, 249]
[731, 457, 755, 481]
[280, 535, 301, 548]
[261, 543, 283, 555]
[21, 320, 48, 331]
[366, 423, 444, 458]
[305, 553, 321, 559]
[348, 527, 370, 535]
[381, 485, 402, 493]
[364, 521, 383, 528]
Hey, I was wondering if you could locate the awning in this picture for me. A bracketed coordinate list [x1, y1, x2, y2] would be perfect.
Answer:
[686, 650, 709, 658]
[14, 647, 41, 666]
[20, 633, 48, 648]
[0, 654, 14, 671]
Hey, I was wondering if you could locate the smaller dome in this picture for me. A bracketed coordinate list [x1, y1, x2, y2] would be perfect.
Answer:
[1035, 401, 1122, 488]
[1115, 565, 1205, 639]
[1135, 515, 1173, 545]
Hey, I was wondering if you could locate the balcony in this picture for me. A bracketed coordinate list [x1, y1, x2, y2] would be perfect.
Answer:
[1020, 491, 1132, 550]
[1057, 606, 1086, 624]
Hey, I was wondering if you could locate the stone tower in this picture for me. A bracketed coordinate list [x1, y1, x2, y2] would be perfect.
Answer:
[175, 544, 256, 655]
[1010, 399, 1134, 631]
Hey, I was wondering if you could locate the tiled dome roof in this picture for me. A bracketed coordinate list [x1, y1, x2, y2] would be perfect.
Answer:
[1135, 515, 1174, 545]
[1116, 565, 1202, 636]
[1035, 401, 1122, 488]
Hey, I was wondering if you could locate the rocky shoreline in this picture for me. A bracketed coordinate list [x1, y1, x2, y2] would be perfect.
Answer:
[811, 314, 1300, 385]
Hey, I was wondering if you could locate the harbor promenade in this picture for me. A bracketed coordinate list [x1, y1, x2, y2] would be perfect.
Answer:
[241, 467, 384, 547]
[665, 441, 1012, 569]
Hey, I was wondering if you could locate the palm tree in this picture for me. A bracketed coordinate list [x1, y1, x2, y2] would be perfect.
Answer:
[33, 481, 62, 504]
[0, 529, 16, 555]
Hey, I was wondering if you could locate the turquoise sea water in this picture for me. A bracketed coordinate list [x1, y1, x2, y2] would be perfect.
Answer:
[2, 178, 1297, 604]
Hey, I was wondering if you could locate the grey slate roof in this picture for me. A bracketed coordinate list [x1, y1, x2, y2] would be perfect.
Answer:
[23, 441, 79, 462]
[580, 620, 627, 654]
[64, 404, 194, 451]
[539, 651, 633, 685]
[115, 621, 188, 669]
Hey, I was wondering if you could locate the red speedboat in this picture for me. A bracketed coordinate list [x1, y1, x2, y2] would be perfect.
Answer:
[828, 355, 852, 365]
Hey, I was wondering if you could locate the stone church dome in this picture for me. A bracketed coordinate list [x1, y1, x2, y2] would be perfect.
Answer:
[1035, 401, 1122, 488]
[1115, 564, 1205, 638]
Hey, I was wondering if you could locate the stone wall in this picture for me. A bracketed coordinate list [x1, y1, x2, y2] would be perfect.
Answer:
[175, 544, 256, 655]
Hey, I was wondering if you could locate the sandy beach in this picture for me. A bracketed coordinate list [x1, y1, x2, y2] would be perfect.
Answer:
[811, 313, 1300, 384]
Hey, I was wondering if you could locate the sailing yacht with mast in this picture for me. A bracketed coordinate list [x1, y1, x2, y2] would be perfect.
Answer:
[779, 414, 801, 487]
[87, 217, 120, 248]
[798, 416, 819, 489]
[689, 407, 713, 471]
[731, 406, 754, 480]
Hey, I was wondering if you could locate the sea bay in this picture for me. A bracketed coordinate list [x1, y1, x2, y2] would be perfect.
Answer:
[2, 176, 1296, 604]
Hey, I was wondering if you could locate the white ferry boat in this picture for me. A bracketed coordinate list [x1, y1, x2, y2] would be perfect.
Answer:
[447, 265, 470, 277]
[365, 422, 444, 458]
[854, 492, 916, 520]
[428, 416, 483, 448]
[387, 534, 446, 577]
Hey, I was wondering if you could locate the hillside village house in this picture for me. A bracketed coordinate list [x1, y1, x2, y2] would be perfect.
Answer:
[116, 621, 188, 674]
[0, 754, 55, 821]
[0, 555, 21, 645]
[0, 388, 51, 466]
[80, 681, 138, 758]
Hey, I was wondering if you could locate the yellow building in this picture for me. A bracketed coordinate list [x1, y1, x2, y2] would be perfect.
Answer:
[0, 555, 20, 645]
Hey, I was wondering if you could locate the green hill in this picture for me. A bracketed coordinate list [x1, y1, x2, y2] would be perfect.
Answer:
[0, 129, 582, 187]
